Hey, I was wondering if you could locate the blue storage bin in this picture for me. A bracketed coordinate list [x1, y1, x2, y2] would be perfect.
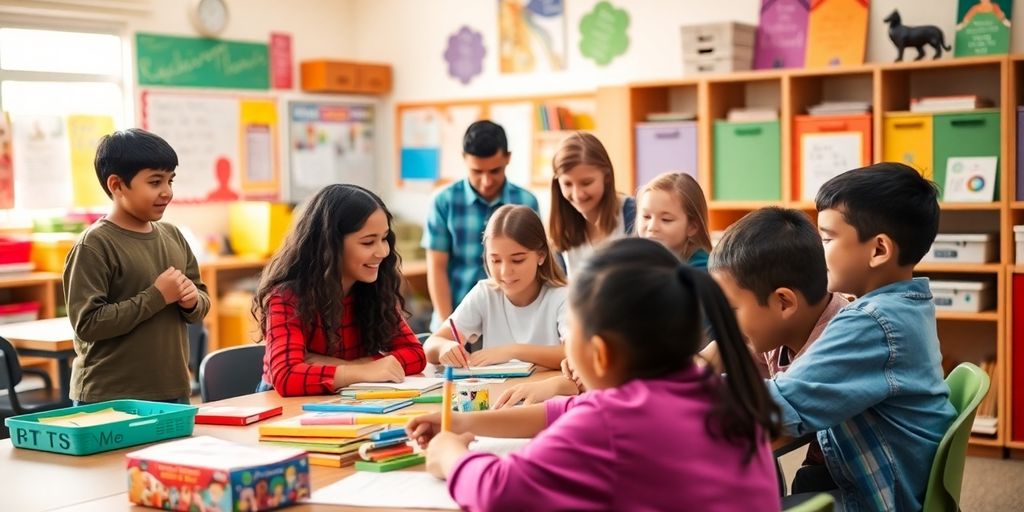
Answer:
[4, 400, 197, 456]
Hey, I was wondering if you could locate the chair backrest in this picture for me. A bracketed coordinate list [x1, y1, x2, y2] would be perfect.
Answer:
[0, 336, 23, 390]
[415, 332, 430, 344]
[199, 344, 266, 402]
[186, 323, 207, 378]
[783, 493, 834, 512]
[922, 362, 991, 512]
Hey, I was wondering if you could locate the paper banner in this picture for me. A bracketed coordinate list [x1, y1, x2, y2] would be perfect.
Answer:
[12, 116, 72, 209]
[66, 115, 115, 207]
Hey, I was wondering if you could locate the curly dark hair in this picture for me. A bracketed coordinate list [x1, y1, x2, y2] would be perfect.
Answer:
[253, 184, 407, 354]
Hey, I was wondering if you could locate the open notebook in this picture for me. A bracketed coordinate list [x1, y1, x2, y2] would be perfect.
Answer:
[452, 360, 535, 379]
[340, 377, 444, 393]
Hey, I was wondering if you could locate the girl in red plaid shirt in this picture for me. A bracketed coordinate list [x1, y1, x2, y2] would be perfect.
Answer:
[253, 185, 426, 396]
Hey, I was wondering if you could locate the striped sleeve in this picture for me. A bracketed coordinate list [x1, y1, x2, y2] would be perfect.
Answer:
[263, 293, 338, 396]
[381, 317, 427, 375]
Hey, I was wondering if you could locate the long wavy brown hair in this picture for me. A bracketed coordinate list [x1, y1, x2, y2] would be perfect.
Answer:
[252, 184, 406, 354]
[549, 132, 620, 252]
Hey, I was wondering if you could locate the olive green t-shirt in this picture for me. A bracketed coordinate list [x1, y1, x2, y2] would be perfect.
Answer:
[63, 219, 210, 402]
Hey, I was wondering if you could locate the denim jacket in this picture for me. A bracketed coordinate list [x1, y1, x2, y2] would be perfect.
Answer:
[767, 278, 956, 511]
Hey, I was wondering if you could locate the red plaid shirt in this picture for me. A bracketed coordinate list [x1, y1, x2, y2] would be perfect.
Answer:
[262, 290, 426, 396]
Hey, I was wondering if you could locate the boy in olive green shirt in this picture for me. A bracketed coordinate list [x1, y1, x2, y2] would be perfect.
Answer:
[64, 128, 210, 404]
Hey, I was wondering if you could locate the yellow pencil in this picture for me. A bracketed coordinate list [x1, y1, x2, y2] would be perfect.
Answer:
[442, 366, 454, 432]
[340, 390, 421, 399]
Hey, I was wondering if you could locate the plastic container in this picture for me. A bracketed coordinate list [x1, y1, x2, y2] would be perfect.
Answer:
[4, 399, 197, 456]
[0, 237, 32, 264]
[0, 301, 40, 324]
[793, 113, 872, 201]
[932, 111, 1000, 199]
[680, 22, 756, 59]
[884, 113, 934, 181]
[32, 218, 86, 234]
[713, 120, 781, 200]
[635, 121, 698, 187]
[921, 233, 997, 264]
[929, 280, 994, 312]
[30, 233, 77, 273]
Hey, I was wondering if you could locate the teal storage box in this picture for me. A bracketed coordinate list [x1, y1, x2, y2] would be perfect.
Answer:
[713, 120, 781, 200]
[933, 111, 1000, 200]
[4, 400, 197, 455]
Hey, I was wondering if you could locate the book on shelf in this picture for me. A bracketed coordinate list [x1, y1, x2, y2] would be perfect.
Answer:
[972, 415, 998, 436]
[970, 358, 999, 436]
[726, 107, 778, 122]
[645, 111, 697, 122]
[909, 95, 994, 113]
[806, 101, 871, 116]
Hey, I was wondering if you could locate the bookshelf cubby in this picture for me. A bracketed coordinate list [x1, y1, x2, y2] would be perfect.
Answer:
[598, 56, 1024, 454]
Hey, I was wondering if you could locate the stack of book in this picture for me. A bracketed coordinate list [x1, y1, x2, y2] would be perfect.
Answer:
[910, 95, 993, 113]
[806, 101, 871, 116]
[258, 415, 384, 467]
[726, 108, 778, 122]
[972, 358, 999, 436]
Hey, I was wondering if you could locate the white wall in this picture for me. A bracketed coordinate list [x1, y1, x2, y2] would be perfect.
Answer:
[350, 0, 1024, 224]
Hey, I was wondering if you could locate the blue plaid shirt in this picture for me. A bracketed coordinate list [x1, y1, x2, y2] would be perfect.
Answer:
[421, 179, 539, 323]
[768, 278, 956, 511]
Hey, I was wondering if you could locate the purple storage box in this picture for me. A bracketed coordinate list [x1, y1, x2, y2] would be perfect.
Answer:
[635, 121, 698, 190]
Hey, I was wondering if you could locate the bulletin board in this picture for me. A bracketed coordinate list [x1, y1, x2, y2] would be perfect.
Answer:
[286, 100, 377, 202]
[140, 89, 281, 203]
[395, 92, 595, 189]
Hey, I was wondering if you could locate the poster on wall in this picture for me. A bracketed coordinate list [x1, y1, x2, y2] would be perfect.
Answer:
[499, 0, 567, 73]
[12, 115, 72, 209]
[136, 33, 269, 90]
[579, 1, 630, 66]
[288, 102, 376, 202]
[141, 91, 241, 203]
[240, 99, 280, 200]
[804, 0, 868, 67]
[955, 0, 1012, 56]
[400, 108, 442, 181]
[67, 115, 116, 208]
[754, 0, 809, 69]
[0, 113, 13, 209]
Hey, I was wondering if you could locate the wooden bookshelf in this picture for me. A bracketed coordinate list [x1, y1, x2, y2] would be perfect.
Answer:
[596, 56, 1024, 452]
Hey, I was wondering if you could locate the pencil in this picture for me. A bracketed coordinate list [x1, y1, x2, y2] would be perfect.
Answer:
[449, 318, 471, 367]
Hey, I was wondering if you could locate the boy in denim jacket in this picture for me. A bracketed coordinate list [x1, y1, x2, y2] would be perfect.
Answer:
[767, 163, 956, 511]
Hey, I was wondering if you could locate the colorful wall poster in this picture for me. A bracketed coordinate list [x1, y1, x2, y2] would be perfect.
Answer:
[805, 0, 869, 67]
[66, 115, 115, 207]
[12, 115, 72, 209]
[955, 0, 1013, 56]
[754, 0, 809, 69]
[499, 0, 567, 73]
[0, 113, 13, 209]
[141, 91, 241, 203]
[400, 108, 441, 181]
[578, 1, 630, 66]
[269, 32, 294, 89]
[288, 102, 376, 201]
[239, 99, 279, 200]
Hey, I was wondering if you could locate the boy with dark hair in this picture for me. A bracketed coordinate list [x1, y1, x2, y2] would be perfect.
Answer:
[422, 120, 539, 331]
[706, 207, 848, 493]
[768, 163, 956, 510]
[64, 128, 210, 404]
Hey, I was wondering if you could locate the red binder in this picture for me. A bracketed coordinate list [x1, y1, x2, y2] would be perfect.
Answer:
[194, 405, 283, 426]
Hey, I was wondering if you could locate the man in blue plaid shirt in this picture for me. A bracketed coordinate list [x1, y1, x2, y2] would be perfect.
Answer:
[421, 121, 539, 331]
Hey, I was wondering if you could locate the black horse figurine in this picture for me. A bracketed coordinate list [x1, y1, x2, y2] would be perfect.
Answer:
[884, 10, 951, 61]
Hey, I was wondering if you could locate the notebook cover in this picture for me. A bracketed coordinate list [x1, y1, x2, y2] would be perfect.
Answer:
[194, 406, 283, 426]
[302, 398, 413, 414]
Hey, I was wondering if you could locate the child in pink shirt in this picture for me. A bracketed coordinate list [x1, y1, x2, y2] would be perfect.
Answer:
[407, 238, 782, 511]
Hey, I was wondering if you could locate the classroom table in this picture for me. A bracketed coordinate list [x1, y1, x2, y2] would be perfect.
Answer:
[0, 317, 76, 406]
[2, 369, 558, 512]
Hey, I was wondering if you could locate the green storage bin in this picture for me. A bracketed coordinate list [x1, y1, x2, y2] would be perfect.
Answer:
[933, 111, 1001, 200]
[4, 400, 197, 456]
[713, 120, 781, 200]
[32, 218, 86, 234]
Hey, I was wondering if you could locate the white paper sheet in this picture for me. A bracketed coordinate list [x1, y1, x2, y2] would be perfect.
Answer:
[470, 436, 531, 456]
[308, 471, 460, 509]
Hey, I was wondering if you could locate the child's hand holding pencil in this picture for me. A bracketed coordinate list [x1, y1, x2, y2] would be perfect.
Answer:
[438, 319, 472, 368]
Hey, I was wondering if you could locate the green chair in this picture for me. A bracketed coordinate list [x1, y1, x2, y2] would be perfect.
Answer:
[922, 362, 991, 512]
[783, 493, 834, 512]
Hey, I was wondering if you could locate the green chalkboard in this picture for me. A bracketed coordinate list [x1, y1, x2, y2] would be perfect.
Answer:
[136, 33, 269, 89]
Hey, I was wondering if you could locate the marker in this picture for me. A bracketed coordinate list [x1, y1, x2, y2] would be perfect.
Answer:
[410, 395, 443, 404]
[441, 366, 454, 432]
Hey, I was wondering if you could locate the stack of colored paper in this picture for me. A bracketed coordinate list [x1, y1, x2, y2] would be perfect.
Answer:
[258, 416, 384, 468]
[354, 428, 424, 473]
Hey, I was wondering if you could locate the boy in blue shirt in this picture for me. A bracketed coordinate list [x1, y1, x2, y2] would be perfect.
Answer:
[767, 163, 956, 510]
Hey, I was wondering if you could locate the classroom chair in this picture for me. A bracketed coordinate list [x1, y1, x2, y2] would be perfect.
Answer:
[0, 336, 66, 420]
[416, 332, 430, 344]
[782, 493, 835, 512]
[922, 362, 990, 512]
[187, 323, 208, 395]
[198, 344, 265, 402]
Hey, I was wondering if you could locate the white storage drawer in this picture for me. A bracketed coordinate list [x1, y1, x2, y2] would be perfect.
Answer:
[921, 233, 997, 264]
[928, 280, 993, 312]
[1015, 225, 1023, 263]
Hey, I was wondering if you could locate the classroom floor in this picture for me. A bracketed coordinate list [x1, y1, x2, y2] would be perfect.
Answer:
[778, 448, 1024, 510]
